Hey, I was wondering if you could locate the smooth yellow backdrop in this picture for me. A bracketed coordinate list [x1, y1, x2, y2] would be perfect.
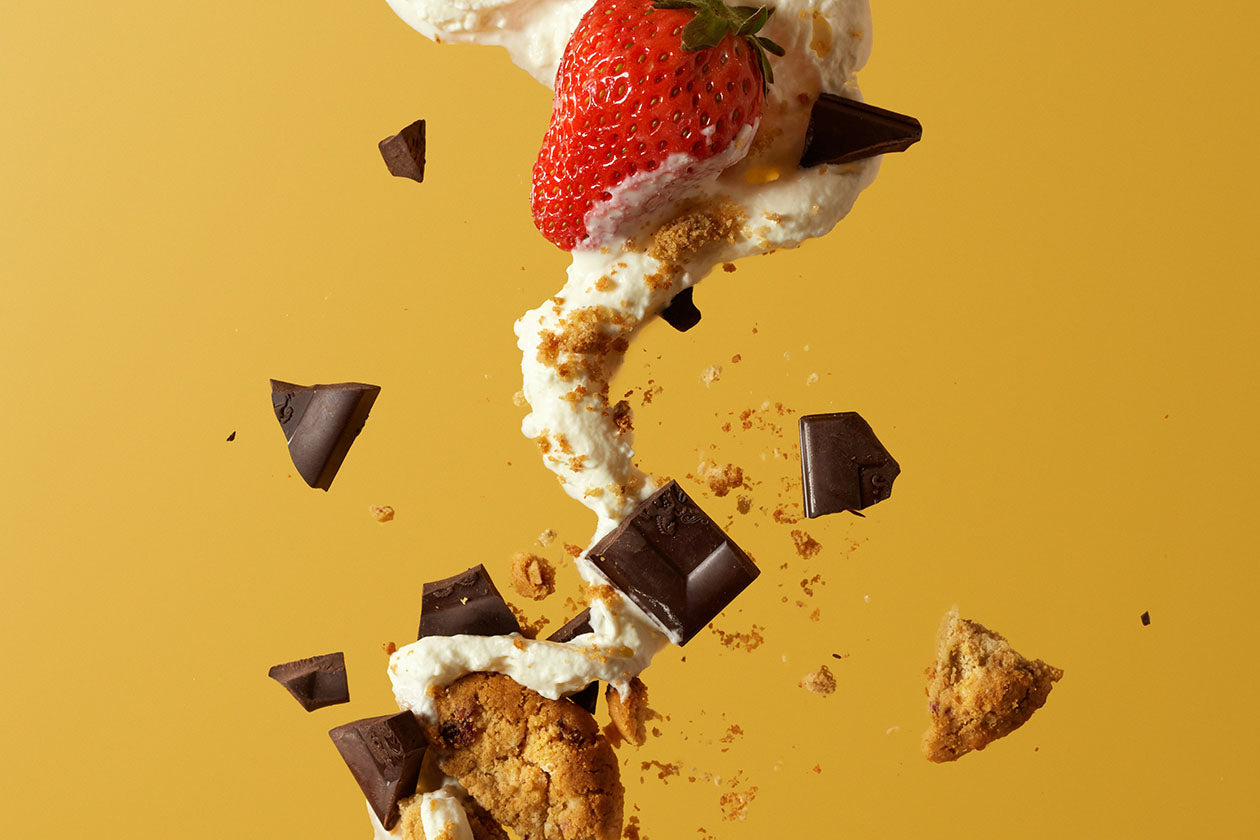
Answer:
[3, 1, 1258, 837]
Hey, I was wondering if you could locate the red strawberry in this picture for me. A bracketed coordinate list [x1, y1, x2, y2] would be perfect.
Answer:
[531, 0, 784, 251]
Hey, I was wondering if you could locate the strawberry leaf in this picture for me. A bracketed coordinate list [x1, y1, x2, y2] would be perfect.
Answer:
[652, 0, 781, 93]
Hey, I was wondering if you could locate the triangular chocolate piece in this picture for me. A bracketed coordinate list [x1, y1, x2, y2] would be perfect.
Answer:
[660, 286, 701, 332]
[379, 119, 426, 182]
[418, 564, 522, 640]
[270, 379, 380, 490]
[268, 652, 349, 711]
[922, 608, 1063, 762]
[547, 609, 599, 714]
[329, 713, 426, 830]
[800, 94, 922, 168]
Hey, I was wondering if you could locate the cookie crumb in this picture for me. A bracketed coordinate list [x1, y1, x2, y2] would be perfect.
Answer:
[790, 530, 822, 559]
[719, 774, 758, 821]
[722, 262, 737, 272]
[369, 505, 395, 523]
[697, 461, 745, 497]
[512, 390, 528, 408]
[564, 543, 584, 558]
[536, 529, 556, 547]
[800, 665, 836, 696]
[805, 372, 819, 385]
[736, 495, 752, 514]
[509, 553, 556, 601]
[700, 365, 723, 387]
[382, 641, 397, 656]
[709, 624, 766, 652]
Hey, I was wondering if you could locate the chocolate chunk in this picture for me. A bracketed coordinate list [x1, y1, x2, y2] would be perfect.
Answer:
[270, 379, 380, 490]
[1140, 610, 1151, 626]
[799, 94, 922, 168]
[418, 564, 522, 640]
[588, 481, 760, 644]
[660, 287, 701, 332]
[226, 431, 236, 442]
[799, 412, 899, 517]
[378, 120, 426, 182]
[268, 652, 349, 711]
[547, 609, 598, 714]
[328, 713, 426, 830]
[547, 608, 594, 643]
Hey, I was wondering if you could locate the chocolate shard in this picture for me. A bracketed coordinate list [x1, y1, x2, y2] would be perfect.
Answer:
[418, 564, 522, 640]
[799, 94, 922, 168]
[328, 713, 426, 830]
[379, 119, 426, 182]
[547, 609, 599, 714]
[1140, 611, 1151, 626]
[799, 412, 899, 518]
[270, 380, 380, 491]
[660, 287, 701, 332]
[588, 481, 760, 645]
[268, 652, 349, 711]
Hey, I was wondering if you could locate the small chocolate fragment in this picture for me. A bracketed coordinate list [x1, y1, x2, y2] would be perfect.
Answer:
[660, 287, 701, 332]
[1140, 610, 1151, 626]
[268, 652, 349, 711]
[799, 93, 922, 168]
[226, 431, 236, 442]
[588, 481, 760, 644]
[418, 564, 522, 640]
[547, 609, 598, 714]
[328, 713, 426, 830]
[799, 412, 899, 518]
[270, 379, 380, 491]
[378, 120, 426, 182]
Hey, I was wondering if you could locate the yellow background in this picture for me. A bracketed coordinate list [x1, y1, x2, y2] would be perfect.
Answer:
[3, 0, 1258, 837]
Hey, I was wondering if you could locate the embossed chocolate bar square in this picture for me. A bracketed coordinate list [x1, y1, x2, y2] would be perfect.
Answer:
[588, 481, 759, 644]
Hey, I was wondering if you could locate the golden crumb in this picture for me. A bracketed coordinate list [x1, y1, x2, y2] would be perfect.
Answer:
[509, 553, 556, 601]
[382, 641, 397, 656]
[709, 624, 766, 652]
[730, 354, 741, 363]
[564, 543, 584, 558]
[791, 530, 822, 559]
[536, 529, 556, 547]
[369, 505, 395, 523]
[696, 461, 745, 497]
[648, 199, 747, 267]
[722, 262, 737, 272]
[639, 760, 681, 781]
[719, 774, 758, 822]
[806, 372, 820, 385]
[512, 390, 528, 408]
[736, 496, 752, 514]
[595, 275, 616, 291]
[800, 665, 837, 696]
[700, 365, 723, 387]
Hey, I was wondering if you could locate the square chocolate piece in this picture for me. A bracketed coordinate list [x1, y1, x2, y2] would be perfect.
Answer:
[799, 412, 899, 517]
[329, 713, 426, 830]
[588, 481, 759, 644]
[418, 564, 522, 640]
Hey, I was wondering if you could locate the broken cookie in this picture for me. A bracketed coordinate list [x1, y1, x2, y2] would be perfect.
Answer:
[922, 607, 1063, 762]
[425, 672, 623, 840]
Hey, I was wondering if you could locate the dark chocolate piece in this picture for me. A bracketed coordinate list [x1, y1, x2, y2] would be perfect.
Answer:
[226, 431, 236, 442]
[547, 608, 593, 643]
[588, 481, 759, 645]
[379, 120, 426, 182]
[1140, 610, 1151, 626]
[799, 94, 922, 168]
[660, 287, 701, 332]
[270, 379, 380, 491]
[268, 652, 349, 711]
[418, 564, 522, 640]
[799, 412, 899, 517]
[328, 713, 426, 830]
[547, 609, 598, 714]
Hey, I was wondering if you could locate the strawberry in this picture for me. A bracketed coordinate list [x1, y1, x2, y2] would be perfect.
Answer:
[531, 0, 784, 251]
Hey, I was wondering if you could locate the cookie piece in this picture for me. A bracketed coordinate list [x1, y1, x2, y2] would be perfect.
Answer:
[604, 678, 648, 746]
[425, 673, 623, 840]
[922, 607, 1063, 762]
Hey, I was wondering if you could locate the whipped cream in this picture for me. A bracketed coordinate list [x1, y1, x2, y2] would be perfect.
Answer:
[382, 0, 877, 777]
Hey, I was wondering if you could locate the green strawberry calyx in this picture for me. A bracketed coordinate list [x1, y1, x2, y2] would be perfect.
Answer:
[653, 0, 786, 91]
